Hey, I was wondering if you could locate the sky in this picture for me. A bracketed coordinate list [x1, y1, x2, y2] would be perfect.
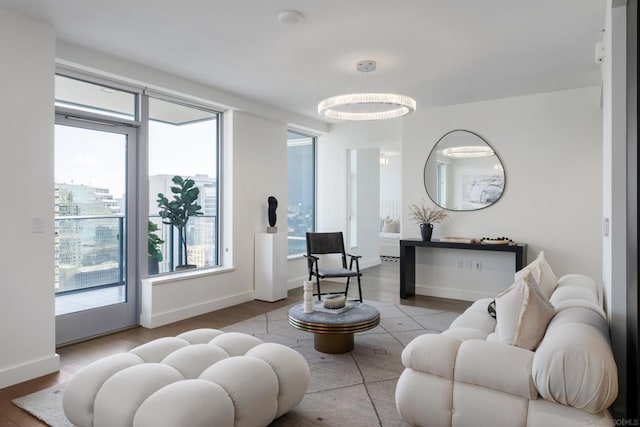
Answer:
[55, 119, 217, 199]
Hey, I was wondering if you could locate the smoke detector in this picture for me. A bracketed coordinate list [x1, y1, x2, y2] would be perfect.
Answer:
[278, 10, 304, 24]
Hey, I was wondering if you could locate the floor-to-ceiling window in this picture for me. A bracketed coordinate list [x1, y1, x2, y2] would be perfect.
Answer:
[54, 72, 223, 344]
[287, 130, 316, 255]
[147, 96, 221, 274]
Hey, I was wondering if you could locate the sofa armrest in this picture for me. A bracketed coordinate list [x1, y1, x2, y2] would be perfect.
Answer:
[533, 322, 618, 413]
[402, 334, 536, 400]
[401, 334, 462, 379]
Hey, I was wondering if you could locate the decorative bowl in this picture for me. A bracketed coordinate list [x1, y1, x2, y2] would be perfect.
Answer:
[323, 294, 346, 309]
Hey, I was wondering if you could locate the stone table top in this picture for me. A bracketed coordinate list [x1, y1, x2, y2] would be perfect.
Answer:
[288, 302, 380, 334]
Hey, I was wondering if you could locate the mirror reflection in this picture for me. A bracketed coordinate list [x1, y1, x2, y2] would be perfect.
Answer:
[423, 130, 505, 211]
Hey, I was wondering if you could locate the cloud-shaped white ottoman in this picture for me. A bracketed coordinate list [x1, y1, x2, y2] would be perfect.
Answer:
[62, 329, 310, 427]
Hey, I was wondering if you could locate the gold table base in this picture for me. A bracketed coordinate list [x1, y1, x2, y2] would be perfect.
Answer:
[314, 333, 355, 354]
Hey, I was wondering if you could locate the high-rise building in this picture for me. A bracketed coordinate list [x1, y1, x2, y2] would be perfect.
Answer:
[54, 183, 123, 292]
[149, 174, 218, 271]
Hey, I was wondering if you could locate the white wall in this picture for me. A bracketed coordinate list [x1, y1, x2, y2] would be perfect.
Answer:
[602, 0, 628, 415]
[0, 9, 60, 388]
[402, 87, 603, 298]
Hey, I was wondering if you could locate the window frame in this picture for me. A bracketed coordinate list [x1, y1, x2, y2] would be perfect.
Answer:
[145, 92, 223, 274]
[55, 68, 225, 278]
[286, 129, 317, 258]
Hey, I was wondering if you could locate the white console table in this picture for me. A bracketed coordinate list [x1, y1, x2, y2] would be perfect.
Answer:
[254, 232, 288, 302]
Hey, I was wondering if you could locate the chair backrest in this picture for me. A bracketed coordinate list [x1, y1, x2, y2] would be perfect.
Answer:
[306, 232, 347, 268]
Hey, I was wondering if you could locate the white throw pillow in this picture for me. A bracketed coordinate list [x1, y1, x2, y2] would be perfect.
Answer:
[380, 216, 388, 231]
[382, 218, 399, 233]
[514, 251, 558, 299]
[496, 272, 556, 350]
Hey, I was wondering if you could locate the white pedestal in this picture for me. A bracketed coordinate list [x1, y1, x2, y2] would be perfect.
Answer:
[254, 232, 288, 302]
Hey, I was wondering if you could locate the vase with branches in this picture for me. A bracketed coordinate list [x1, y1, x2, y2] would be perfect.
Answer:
[408, 200, 449, 241]
[157, 175, 203, 270]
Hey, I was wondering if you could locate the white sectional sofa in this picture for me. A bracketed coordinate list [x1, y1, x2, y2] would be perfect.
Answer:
[395, 252, 618, 426]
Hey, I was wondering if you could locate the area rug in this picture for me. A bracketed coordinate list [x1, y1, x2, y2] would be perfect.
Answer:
[13, 300, 460, 426]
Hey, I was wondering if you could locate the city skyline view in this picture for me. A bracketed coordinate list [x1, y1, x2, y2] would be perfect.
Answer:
[55, 118, 217, 200]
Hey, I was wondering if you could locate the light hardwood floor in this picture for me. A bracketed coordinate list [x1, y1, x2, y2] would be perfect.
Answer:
[0, 259, 470, 426]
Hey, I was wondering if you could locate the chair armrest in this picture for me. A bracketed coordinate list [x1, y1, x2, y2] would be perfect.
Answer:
[346, 253, 362, 272]
[303, 254, 319, 261]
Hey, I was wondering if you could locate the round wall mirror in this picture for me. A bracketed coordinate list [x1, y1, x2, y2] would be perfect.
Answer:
[423, 130, 505, 211]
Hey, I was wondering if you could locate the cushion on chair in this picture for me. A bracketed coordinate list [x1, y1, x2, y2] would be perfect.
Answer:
[317, 268, 361, 278]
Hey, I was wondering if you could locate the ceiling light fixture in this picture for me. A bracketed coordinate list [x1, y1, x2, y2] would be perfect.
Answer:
[318, 60, 416, 121]
[442, 146, 495, 158]
[278, 10, 304, 24]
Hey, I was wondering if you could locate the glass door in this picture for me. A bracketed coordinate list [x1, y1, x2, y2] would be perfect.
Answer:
[54, 115, 138, 345]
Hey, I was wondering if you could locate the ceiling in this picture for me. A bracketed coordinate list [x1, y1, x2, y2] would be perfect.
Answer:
[1, 0, 607, 124]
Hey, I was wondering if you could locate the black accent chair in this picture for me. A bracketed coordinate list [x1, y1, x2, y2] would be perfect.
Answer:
[304, 232, 363, 302]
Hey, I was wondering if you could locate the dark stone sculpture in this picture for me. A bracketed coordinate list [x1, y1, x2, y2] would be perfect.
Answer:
[268, 196, 278, 230]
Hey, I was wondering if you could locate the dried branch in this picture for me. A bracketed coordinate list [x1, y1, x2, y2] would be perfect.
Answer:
[408, 200, 449, 224]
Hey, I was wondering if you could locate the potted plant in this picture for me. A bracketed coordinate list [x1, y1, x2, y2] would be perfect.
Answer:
[408, 200, 449, 241]
[156, 175, 203, 270]
[148, 220, 164, 275]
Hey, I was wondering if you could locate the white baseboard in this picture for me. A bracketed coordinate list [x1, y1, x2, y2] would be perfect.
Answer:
[360, 257, 382, 269]
[288, 275, 308, 289]
[415, 284, 494, 302]
[140, 291, 254, 328]
[0, 354, 60, 389]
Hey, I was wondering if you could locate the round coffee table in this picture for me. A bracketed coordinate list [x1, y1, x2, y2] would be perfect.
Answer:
[288, 303, 380, 353]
